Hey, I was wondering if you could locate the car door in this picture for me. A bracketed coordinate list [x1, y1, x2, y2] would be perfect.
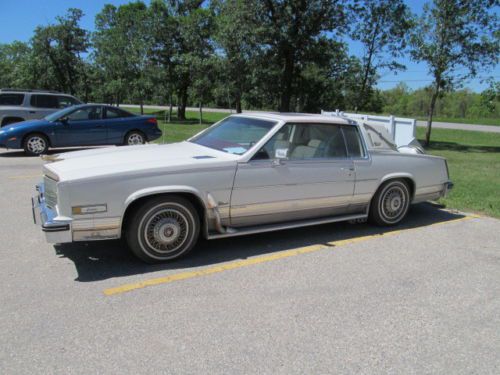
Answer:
[230, 122, 356, 227]
[56, 106, 107, 146]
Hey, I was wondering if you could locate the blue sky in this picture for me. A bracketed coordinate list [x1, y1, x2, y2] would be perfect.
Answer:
[0, 0, 497, 92]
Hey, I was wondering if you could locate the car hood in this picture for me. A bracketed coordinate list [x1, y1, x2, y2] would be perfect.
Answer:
[43, 141, 240, 182]
[1, 119, 49, 132]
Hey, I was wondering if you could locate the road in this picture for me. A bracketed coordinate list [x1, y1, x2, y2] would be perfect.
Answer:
[122, 104, 500, 133]
[1, 148, 499, 374]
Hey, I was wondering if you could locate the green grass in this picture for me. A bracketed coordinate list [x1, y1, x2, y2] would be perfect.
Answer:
[416, 117, 500, 126]
[417, 127, 500, 218]
[127, 106, 500, 218]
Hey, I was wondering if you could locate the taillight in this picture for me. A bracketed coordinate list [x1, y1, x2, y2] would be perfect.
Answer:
[146, 118, 157, 125]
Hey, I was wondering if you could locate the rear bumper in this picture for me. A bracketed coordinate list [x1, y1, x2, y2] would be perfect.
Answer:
[32, 183, 72, 243]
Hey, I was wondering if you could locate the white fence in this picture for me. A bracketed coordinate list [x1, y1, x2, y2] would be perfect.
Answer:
[321, 110, 418, 148]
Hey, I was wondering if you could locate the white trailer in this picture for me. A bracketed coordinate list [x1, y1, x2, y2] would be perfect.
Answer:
[321, 110, 424, 154]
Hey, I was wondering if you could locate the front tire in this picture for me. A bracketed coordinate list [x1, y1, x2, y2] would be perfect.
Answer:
[126, 196, 200, 263]
[23, 133, 49, 156]
[124, 131, 146, 146]
[369, 180, 410, 226]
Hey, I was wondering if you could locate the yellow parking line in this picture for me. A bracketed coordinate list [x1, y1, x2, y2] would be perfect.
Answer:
[7, 174, 41, 180]
[104, 214, 479, 296]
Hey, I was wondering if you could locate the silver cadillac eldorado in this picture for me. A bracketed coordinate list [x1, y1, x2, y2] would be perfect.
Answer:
[32, 113, 453, 263]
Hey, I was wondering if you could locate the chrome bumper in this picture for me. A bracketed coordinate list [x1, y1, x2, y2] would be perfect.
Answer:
[32, 183, 72, 243]
[443, 181, 454, 197]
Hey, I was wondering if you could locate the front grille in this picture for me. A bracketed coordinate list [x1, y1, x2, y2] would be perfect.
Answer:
[44, 176, 58, 208]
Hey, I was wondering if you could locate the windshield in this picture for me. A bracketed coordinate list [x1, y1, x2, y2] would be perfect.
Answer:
[44, 106, 80, 122]
[190, 116, 277, 155]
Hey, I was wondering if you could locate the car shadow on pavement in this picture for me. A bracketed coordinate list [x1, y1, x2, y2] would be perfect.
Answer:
[53, 203, 468, 283]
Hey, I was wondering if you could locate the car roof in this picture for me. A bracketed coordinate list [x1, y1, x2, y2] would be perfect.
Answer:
[230, 112, 355, 125]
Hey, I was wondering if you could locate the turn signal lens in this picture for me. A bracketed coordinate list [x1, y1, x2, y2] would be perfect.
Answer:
[72, 205, 107, 215]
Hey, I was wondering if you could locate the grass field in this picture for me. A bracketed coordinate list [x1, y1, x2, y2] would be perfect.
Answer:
[416, 117, 500, 126]
[128, 108, 500, 218]
[416, 127, 500, 218]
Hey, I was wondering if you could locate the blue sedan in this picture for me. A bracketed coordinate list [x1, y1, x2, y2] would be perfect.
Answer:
[0, 104, 162, 155]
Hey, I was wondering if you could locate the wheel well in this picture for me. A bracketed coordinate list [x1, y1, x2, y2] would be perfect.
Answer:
[124, 129, 147, 142]
[22, 132, 51, 147]
[379, 177, 415, 200]
[121, 192, 206, 233]
[1, 117, 25, 127]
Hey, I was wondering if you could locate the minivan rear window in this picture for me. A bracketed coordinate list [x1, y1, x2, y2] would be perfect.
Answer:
[0, 93, 24, 106]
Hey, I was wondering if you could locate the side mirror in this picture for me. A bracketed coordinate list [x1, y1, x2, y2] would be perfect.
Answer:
[59, 117, 69, 124]
[273, 148, 288, 166]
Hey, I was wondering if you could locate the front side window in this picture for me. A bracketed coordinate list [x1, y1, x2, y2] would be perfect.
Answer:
[30, 94, 59, 108]
[0, 93, 24, 106]
[255, 123, 348, 160]
[67, 106, 103, 121]
[190, 116, 277, 155]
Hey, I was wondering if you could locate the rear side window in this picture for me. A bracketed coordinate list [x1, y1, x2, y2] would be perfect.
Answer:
[30, 94, 59, 108]
[57, 96, 79, 108]
[0, 93, 24, 106]
[105, 107, 133, 119]
[341, 126, 365, 158]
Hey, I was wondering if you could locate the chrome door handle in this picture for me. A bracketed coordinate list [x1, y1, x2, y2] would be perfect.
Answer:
[341, 166, 355, 171]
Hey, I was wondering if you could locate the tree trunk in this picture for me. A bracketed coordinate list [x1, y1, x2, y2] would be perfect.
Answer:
[425, 89, 439, 147]
[140, 100, 144, 115]
[236, 99, 242, 114]
[177, 89, 188, 121]
[199, 102, 202, 124]
[168, 94, 172, 123]
[279, 51, 294, 112]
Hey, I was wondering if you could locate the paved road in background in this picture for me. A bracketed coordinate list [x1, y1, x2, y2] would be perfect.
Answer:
[122, 104, 500, 133]
[1, 149, 500, 374]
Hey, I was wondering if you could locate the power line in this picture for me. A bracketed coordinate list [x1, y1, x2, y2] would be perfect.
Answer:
[378, 75, 500, 83]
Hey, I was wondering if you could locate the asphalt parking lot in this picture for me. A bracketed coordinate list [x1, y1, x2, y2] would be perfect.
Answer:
[1, 148, 499, 374]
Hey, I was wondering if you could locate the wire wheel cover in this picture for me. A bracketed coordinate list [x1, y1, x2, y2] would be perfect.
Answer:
[143, 208, 189, 253]
[380, 185, 408, 222]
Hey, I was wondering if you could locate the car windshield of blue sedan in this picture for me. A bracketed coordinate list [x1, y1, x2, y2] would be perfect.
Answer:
[45, 106, 80, 122]
[190, 117, 277, 155]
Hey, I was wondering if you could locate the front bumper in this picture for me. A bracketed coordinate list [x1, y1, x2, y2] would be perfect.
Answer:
[32, 183, 72, 243]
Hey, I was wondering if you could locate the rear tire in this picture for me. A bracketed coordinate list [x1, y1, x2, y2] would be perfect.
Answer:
[23, 133, 49, 156]
[125, 196, 200, 263]
[369, 179, 410, 226]
[124, 131, 146, 145]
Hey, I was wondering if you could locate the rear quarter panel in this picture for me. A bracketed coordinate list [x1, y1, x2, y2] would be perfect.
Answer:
[353, 151, 448, 205]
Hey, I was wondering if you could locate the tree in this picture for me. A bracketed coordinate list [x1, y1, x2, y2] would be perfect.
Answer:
[0, 42, 32, 88]
[212, 0, 259, 113]
[410, 0, 499, 146]
[351, 0, 413, 111]
[93, 2, 152, 110]
[254, 0, 351, 112]
[30, 8, 88, 94]
[165, 1, 213, 120]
